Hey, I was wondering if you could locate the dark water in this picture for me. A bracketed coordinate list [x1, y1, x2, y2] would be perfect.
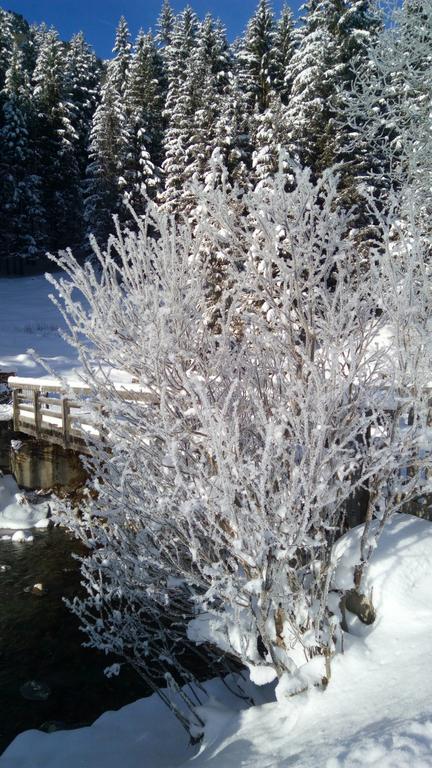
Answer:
[0, 527, 148, 755]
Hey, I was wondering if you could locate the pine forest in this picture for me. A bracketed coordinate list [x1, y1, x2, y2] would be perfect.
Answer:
[0, 0, 420, 263]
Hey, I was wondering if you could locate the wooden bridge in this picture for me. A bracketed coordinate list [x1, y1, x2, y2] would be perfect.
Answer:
[8, 376, 152, 454]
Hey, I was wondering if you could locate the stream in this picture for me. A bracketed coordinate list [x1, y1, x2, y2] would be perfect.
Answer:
[0, 527, 149, 755]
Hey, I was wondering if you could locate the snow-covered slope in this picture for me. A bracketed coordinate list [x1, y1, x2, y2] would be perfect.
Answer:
[2, 514, 432, 767]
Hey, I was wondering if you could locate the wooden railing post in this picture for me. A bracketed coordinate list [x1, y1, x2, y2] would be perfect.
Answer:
[62, 397, 69, 449]
[33, 390, 41, 438]
[12, 388, 19, 431]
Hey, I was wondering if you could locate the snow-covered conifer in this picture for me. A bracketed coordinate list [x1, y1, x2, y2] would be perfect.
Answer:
[273, 3, 296, 104]
[208, 71, 252, 192]
[252, 92, 289, 187]
[64, 32, 101, 176]
[84, 77, 129, 242]
[286, 0, 381, 177]
[32, 28, 82, 249]
[110, 16, 132, 92]
[84, 18, 132, 242]
[342, 0, 432, 236]
[0, 9, 14, 92]
[0, 43, 46, 261]
[156, 0, 175, 48]
[124, 31, 164, 216]
[236, 0, 276, 114]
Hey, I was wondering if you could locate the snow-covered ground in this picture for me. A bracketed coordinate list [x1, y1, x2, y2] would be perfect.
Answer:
[0, 274, 77, 380]
[2, 513, 432, 767]
[0, 274, 138, 389]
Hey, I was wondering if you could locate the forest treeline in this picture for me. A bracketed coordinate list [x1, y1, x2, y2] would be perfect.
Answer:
[0, 0, 428, 262]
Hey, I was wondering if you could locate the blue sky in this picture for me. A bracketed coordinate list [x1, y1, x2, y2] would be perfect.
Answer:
[4, 1, 302, 58]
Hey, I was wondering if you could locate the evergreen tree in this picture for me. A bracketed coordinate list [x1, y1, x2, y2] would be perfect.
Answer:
[124, 31, 164, 216]
[84, 18, 131, 242]
[175, 16, 231, 214]
[0, 8, 14, 92]
[343, 0, 432, 236]
[159, 6, 199, 211]
[156, 0, 175, 48]
[0, 43, 46, 261]
[285, 0, 381, 178]
[273, 3, 296, 104]
[209, 70, 253, 192]
[64, 32, 101, 177]
[285, 0, 338, 174]
[331, 0, 384, 240]
[185, 16, 231, 192]
[110, 16, 132, 92]
[236, 0, 276, 114]
[32, 28, 82, 249]
[252, 92, 289, 188]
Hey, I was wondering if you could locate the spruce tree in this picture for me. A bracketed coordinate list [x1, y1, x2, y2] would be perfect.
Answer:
[124, 31, 164, 216]
[84, 18, 131, 242]
[159, 6, 199, 211]
[32, 28, 81, 250]
[331, 0, 384, 239]
[273, 3, 296, 105]
[285, 0, 337, 174]
[0, 9, 14, 92]
[209, 71, 253, 192]
[185, 16, 231, 193]
[64, 32, 101, 177]
[252, 92, 289, 188]
[0, 43, 46, 261]
[286, 0, 381, 178]
[156, 0, 175, 48]
[236, 0, 276, 114]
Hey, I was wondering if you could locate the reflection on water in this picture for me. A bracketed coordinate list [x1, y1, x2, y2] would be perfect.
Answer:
[0, 527, 148, 754]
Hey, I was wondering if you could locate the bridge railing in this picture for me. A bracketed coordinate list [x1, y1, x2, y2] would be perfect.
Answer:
[8, 376, 155, 453]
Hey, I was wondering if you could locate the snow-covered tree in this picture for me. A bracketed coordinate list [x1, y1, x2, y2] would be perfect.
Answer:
[236, 0, 276, 114]
[159, 6, 199, 211]
[32, 28, 82, 249]
[208, 71, 252, 192]
[273, 3, 297, 104]
[84, 76, 129, 243]
[64, 32, 101, 176]
[156, 0, 175, 48]
[286, 0, 381, 177]
[49, 164, 431, 735]
[285, 0, 337, 173]
[123, 30, 164, 217]
[84, 18, 131, 242]
[251, 92, 289, 187]
[0, 8, 14, 93]
[160, 11, 230, 215]
[343, 0, 432, 232]
[0, 43, 46, 260]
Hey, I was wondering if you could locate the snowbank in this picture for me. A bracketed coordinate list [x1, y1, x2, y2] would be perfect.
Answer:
[0, 403, 13, 421]
[1, 514, 432, 767]
[0, 474, 50, 530]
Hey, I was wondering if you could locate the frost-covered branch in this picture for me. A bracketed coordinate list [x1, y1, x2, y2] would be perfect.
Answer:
[48, 164, 431, 732]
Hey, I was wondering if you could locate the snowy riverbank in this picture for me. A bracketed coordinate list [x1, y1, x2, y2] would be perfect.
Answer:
[2, 513, 432, 767]
[0, 475, 51, 533]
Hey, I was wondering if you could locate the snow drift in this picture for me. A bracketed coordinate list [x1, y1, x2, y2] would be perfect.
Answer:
[2, 513, 432, 767]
